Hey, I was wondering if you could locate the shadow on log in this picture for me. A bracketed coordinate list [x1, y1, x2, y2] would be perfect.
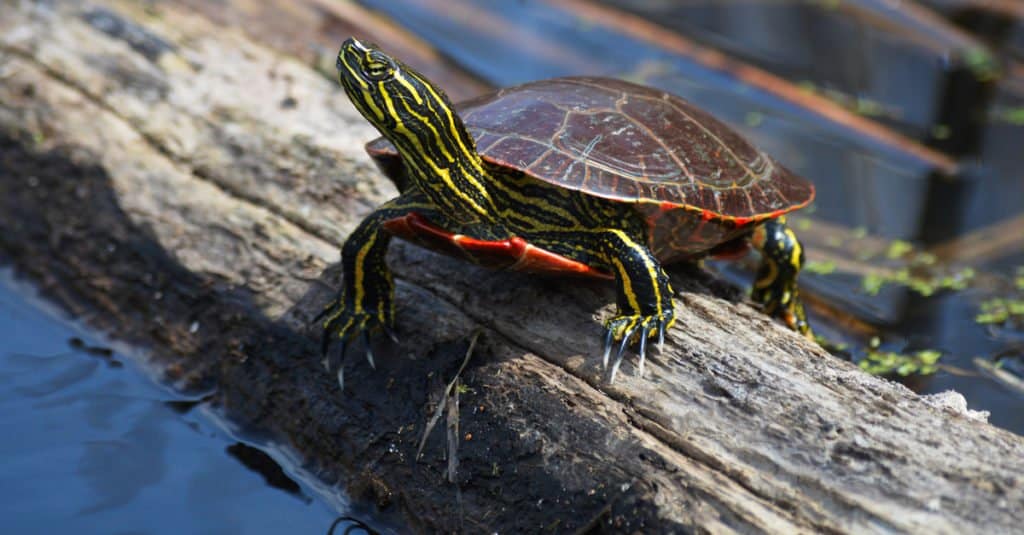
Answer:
[0, 133, 687, 532]
[1, 1, 1023, 533]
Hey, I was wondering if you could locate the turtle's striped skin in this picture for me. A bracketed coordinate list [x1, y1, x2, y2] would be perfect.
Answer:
[321, 39, 814, 382]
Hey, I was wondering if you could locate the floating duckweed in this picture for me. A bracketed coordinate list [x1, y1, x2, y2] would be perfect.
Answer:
[815, 333, 848, 351]
[961, 46, 1000, 81]
[995, 106, 1024, 126]
[795, 218, 812, 231]
[975, 298, 1024, 325]
[851, 227, 868, 239]
[859, 348, 942, 376]
[854, 98, 885, 117]
[805, 259, 837, 275]
[886, 239, 913, 259]
[862, 274, 886, 295]
[860, 266, 974, 297]
[745, 111, 764, 127]
[931, 124, 951, 140]
[1016, 267, 1024, 290]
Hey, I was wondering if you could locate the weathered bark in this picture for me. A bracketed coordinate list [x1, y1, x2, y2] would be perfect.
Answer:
[0, 1, 1021, 533]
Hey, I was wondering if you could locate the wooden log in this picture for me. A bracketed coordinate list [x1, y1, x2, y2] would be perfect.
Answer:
[167, 0, 492, 101]
[1, 1, 1022, 533]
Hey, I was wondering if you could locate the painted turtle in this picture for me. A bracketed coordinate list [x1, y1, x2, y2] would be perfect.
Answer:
[321, 38, 815, 381]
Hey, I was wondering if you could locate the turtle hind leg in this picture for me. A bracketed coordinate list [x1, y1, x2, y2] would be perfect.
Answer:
[749, 217, 813, 339]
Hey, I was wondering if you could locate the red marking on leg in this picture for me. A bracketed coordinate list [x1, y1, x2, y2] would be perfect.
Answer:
[506, 237, 613, 279]
[383, 213, 612, 279]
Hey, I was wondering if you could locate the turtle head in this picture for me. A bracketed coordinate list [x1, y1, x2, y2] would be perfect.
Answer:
[337, 39, 499, 226]
[336, 38, 402, 122]
[336, 39, 475, 155]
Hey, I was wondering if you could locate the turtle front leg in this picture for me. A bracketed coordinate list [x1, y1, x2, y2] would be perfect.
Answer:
[320, 192, 435, 376]
[591, 229, 676, 381]
[749, 217, 813, 339]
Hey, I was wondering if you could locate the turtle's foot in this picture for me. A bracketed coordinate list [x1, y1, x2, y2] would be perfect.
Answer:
[751, 282, 813, 341]
[750, 219, 814, 341]
[316, 294, 396, 385]
[602, 310, 676, 382]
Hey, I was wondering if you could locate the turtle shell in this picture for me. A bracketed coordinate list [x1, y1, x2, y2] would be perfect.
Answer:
[367, 77, 814, 261]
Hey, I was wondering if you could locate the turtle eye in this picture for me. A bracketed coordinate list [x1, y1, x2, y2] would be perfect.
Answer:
[363, 52, 395, 81]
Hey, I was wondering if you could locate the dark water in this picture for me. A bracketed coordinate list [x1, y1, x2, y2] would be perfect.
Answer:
[0, 272, 354, 535]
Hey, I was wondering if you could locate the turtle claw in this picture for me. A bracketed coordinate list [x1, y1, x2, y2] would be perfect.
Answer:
[637, 326, 650, 377]
[382, 325, 401, 345]
[603, 311, 674, 382]
[609, 323, 639, 383]
[318, 293, 392, 386]
[601, 328, 615, 369]
[362, 331, 376, 370]
[657, 323, 666, 354]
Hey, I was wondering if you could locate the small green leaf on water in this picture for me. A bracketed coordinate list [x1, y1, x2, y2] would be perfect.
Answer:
[859, 348, 942, 376]
[805, 259, 836, 275]
[962, 46, 1000, 81]
[745, 111, 764, 127]
[996, 107, 1024, 126]
[1015, 267, 1024, 290]
[795, 218, 812, 231]
[851, 226, 868, 239]
[854, 98, 884, 117]
[886, 239, 914, 259]
[815, 333, 848, 351]
[931, 124, 951, 140]
[869, 336, 880, 349]
[862, 274, 886, 295]
[975, 298, 1024, 325]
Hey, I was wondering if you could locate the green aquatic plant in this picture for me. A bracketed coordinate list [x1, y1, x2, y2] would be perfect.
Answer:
[975, 298, 1024, 326]
[860, 265, 974, 297]
[885, 239, 913, 260]
[744, 111, 764, 127]
[804, 259, 837, 275]
[814, 333, 847, 352]
[994, 106, 1024, 126]
[930, 124, 951, 140]
[859, 348, 942, 376]
[961, 46, 1000, 82]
